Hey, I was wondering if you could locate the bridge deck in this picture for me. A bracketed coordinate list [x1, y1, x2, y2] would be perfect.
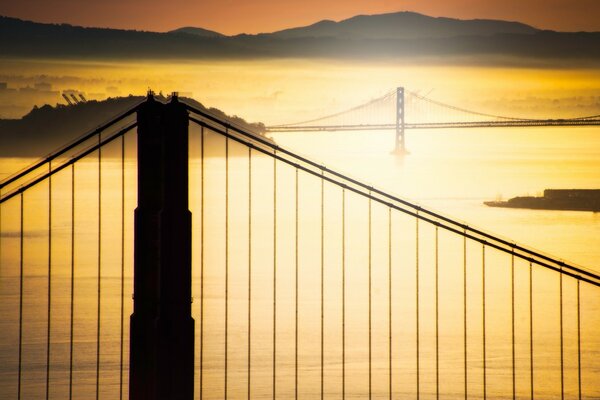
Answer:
[267, 119, 600, 132]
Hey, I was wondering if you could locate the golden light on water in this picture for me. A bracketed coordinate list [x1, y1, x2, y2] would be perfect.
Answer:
[1, 57, 600, 399]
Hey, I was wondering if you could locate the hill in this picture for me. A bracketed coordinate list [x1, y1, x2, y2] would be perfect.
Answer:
[0, 96, 266, 156]
[169, 27, 225, 38]
[265, 12, 538, 40]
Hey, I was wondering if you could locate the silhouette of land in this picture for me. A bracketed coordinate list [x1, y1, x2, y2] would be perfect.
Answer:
[485, 189, 600, 212]
[1, 12, 600, 65]
[0, 95, 266, 156]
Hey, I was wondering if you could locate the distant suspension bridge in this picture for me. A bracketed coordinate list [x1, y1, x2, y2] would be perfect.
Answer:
[266, 87, 600, 153]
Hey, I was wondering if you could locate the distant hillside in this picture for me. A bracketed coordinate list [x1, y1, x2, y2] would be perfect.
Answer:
[0, 96, 266, 156]
[0, 12, 599, 64]
[169, 27, 225, 38]
[266, 12, 538, 40]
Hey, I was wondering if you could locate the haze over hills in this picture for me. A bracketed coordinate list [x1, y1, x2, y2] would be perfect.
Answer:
[0, 11, 599, 64]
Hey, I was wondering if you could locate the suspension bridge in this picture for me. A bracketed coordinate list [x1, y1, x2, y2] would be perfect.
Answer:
[266, 87, 600, 154]
[0, 93, 599, 400]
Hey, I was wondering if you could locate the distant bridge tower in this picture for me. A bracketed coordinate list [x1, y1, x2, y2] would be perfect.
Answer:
[393, 87, 407, 154]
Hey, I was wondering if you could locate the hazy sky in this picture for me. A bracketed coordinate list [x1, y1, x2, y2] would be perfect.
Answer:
[1, 0, 599, 35]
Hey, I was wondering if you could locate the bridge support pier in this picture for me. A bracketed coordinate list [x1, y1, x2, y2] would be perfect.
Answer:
[130, 93, 194, 400]
[393, 86, 408, 155]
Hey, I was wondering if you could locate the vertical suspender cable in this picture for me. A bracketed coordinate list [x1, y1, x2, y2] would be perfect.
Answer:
[119, 135, 125, 400]
[576, 280, 581, 400]
[224, 136, 229, 400]
[368, 193, 372, 400]
[511, 253, 516, 400]
[96, 136, 102, 400]
[248, 147, 252, 400]
[530, 262, 534, 400]
[200, 126, 205, 400]
[294, 168, 299, 400]
[416, 214, 420, 400]
[435, 226, 439, 400]
[342, 188, 346, 400]
[18, 193, 24, 400]
[559, 267, 564, 400]
[46, 164, 52, 400]
[320, 174, 325, 400]
[0, 184, 2, 280]
[463, 233, 467, 400]
[482, 245, 486, 400]
[69, 165, 75, 400]
[388, 208, 392, 400]
[272, 152, 277, 400]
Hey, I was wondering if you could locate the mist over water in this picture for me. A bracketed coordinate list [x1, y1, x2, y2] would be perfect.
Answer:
[0, 61, 599, 399]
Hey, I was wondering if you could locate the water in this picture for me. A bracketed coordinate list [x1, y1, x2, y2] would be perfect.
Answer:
[1, 125, 599, 399]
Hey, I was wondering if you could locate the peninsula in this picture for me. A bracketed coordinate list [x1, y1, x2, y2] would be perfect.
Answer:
[485, 189, 600, 212]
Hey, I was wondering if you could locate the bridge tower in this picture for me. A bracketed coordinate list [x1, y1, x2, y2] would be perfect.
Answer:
[393, 87, 407, 154]
[131, 93, 194, 400]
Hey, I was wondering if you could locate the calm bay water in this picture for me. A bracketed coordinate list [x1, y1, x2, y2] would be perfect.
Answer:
[1, 125, 599, 399]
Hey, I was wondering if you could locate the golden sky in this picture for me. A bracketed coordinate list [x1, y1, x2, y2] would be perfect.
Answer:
[1, 0, 599, 35]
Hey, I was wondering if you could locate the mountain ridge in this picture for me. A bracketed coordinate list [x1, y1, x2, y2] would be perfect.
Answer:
[1, 12, 599, 64]
[260, 11, 539, 40]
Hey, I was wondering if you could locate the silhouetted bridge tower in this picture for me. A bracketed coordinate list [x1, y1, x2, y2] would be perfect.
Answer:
[266, 86, 600, 154]
[1, 93, 599, 400]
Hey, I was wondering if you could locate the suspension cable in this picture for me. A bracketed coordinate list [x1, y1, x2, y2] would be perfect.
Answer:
[69, 165, 75, 400]
[200, 126, 205, 400]
[511, 253, 516, 400]
[1, 122, 137, 204]
[560, 267, 564, 400]
[294, 168, 299, 400]
[187, 114, 598, 286]
[388, 208, 392, 400]
[187, 115, 598, 287]
[407, 90, 531, 121]
[272, 151, 277, 400]
[368, 192, 372, 400]
[46, 164, 52, 400]
[0, 103, 141, 191]
[482, 244, 487, 400]
[273, 90, 396, 127]
[18, 192, 24, 400]
[321, 173, 325, 400]
[530, 262, 534, 400]
[95, 138, 102, 400]
[119, 135, 125, 400]
[577, 280, 581, 400]
[464, 233, 467, 400]
[435, 226, 439, 400]
[416, 214, 420, 400]
[342, 188, 346, 400]
[225, 135, 229, 400]
[0, 185, 1, 292]
[248, 147, 252, 400]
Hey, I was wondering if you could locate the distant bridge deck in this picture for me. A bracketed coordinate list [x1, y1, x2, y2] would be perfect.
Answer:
[267, 118, 600, 132]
